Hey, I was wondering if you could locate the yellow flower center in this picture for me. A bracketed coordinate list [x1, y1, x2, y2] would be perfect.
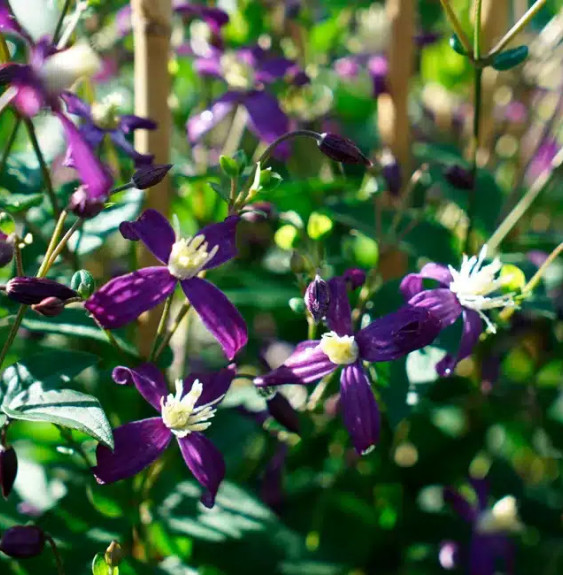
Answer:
[91, 94, 123, 130]
[220, 52, 256, 91]
[476, 495, 523, 534]
[167, 235, 218, 280]
[320, 332, 359, 365]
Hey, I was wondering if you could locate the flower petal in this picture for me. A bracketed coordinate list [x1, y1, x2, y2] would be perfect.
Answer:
[187, 93, 238, 143]
[177, 432, 225, 508]
[256, 57, 295, 83]
[198, 215, 240, 270]
[436, 309, 483, 377]
[85, 267, 176, 329]
[61, 91, 92, 119]
[243, 91, 290, 155]
[408, 288, 462, 328]
[118, 114, 157, 133]
[400, 263, 454, 300]
[110, 130, 154, 166]
[443, 486, 477, 523]
[470, 478, 489, 511]
[326, 277, 353, 336]
[119, 209, 176, 264]
[469, 535, 497, 575]
[182, 364, 236, 407]
[254, 341, 337, 387]
[340, 361, 380, 454]
[181, 277, 247, 360]
[356, 305, 442, 362]
[92, 418, 171, 484]
[112, 363, 168, 411]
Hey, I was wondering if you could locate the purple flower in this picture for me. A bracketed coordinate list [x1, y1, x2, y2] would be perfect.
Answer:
[443, 480, 520, 575]
[93, 363, 235, 508]
[400, 246, 518, 376]
[62, 92, 157, 166]
[0, 525, 45, 559]
[85, 209, 247, 360]
[254, 277, 441, 454]
[5, 276, 77, 305]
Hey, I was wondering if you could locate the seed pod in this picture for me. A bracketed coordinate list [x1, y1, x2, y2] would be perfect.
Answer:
[318, 133, 372, 166]
[6, 277, 78, 305]
[31, 297, 66, 317]
[0, 445, 17, 499]
[132, 163, 173, 190]
[444, 164, 474, 190]
[70, 269, 95, 299]
[304, 275, 330, 323]
[68, 185, 105, 219]
[0, 232, 14, 268]
[492, 46, 529, 71]
[0, 525, 45, 559]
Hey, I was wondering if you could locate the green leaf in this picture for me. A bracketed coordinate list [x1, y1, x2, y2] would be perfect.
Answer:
[491, 45, 529, 71]
[219, 155, 240, 178]
[0, 192, 44, 213]
[3, 386, 114, 449]
[449, 33, 466, 55]
[92, 552, 113, 575]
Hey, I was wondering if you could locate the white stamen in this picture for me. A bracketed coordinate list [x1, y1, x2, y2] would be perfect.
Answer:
[167, 234, 218, 280]
[91, 93, 123, 130]
[476, 495, 523, 534]
[320, 332, 359, 365]
[220, 52, 256, 91]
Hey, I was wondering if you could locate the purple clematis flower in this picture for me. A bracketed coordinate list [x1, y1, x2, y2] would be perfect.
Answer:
[443, 479, 520, 575]
[400, 246, 518, 377]
[62, 92, 156, 166]
[187, 46, 306, 157]
[254, 276, 441, 454]
[93, 363, 236, 508]
[85, 209, 247, 360]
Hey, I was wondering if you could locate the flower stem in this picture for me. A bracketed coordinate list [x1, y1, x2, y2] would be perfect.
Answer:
[153, 302, 191, 361]
[45, 535, 65, 575]
[149, 294, 173, 361]
[37, 210, 68, 278]
[53, 0, 73, 45]
[0, 116, 21, 177]
[438, 0, 472, 55]
[13, 236, 23, 276]
[0, 305, 26, 371]
[45, 219, 83, 269]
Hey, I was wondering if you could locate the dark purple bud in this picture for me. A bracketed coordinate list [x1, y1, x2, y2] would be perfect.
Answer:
[318, 133, 372, 166]
[241, 202, 276, 222]
[68, 185, 105, 219]
[0, 232, 14, 268]
[304, 274, 330, 323]
[368, 55, 388, 97]
[0, 526, 45, 559]
[132, 163, 172, 190]
[31, 296, 66, 317]
[266, 393, 300, 433]
[444, 164, 475, 190]
[343, 268, 366, 290]
[0, 445, 17, 499]
[6, 277, 78, 305]
[380, 149, 402, 196]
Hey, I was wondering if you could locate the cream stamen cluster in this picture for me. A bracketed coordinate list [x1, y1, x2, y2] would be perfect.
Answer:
[320, 332, 359, 365]
[168, 235, 218, 280]
[476, 495, 523, 534]
[220, 52, 256, 91]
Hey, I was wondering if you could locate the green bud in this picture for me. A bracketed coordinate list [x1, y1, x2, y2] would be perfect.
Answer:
[219, 155, 240, 178]
[449, 33, 466, 56]
[232, 150, 248, 174]
[500, 264, 526, 293]
[289, 297, 306, 314]
[71, 269, 96, 299]
[104, 541, 123, 568]
[491, 46, 529, 71]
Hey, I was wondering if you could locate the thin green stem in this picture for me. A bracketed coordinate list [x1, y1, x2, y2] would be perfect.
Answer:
[37, 210, 68, 277]
[438, 0, 472, 55]
[45, 219, 82, 270]
[0, 117, 21, 177]
[45, 535, 65, 575]
[149, 295, 173, 361]
[153, 303, 191, 361]
[13, 237, 23, 276]
[0, 305, 26, 371]
[474, 0, 483, 60]
[53, 0, 72, 45]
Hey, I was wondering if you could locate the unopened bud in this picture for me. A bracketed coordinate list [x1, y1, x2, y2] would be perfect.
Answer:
[444, 164, 475, 190]
[31, 297, 66, 317]
[0, 445, 17, 499]
[132, 163, 172, 190]
[379, 149, 402, 196]
[70, 269, 95, 299]
[304, 275, 330, 323]
[0, 526, 45, 559]
[241, 202, 275, 222]
[318, 133, 372, 166]
[368, 55, 388, 97]
[266, 393, 300, 433]
[289, 297, 306, 314]
[343, 268, 366, 290]
[0, 232, 14, 268]
[68, 185, 105, 219]
[6, 277, 77, 305]
[104, 540, 123, 567]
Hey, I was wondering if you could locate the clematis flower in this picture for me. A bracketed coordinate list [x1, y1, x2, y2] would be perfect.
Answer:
[93, 364, 236, 508]
[443, 479, 520, 574]
[254, 276, 441, 454]
[187, 46, 306, 156]
[400, 245, 518, 376]
[85, 209, 247, 360]
[62, 92, 156, 166]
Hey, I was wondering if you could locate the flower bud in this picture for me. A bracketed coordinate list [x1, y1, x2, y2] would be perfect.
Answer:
[444, 164, 474, 190]
[266, 393, 300, 433]
[0, 525, 45, 559]
[379, 149, 402, 196]
[104, 540, 123, 567]
[289, 297, 306, 314]
[6, 277, 78, 305]
[241, 202, 275, 222]
[343, 268, 366, 290]
[0, 445, 17, 499]
[304, 275, 330, 323]
[132, 163, 172, 190]
[0, 232, 14, 268]
[31, 297, 66, 317]
[70, 269, 95, 299]
[318, 133, 372, 166]
[68, 185, 105, 219]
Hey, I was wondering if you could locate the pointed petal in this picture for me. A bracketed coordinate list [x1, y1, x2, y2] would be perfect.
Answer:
[243, 91, 290, 155]
[92, 418, 171, 484]
[356, 305, 442, 362]
[256, 58, 295, 83]
[112, 363, 168, 411]
[436, 309, 483, 377]
[61, 91, 92, 118]
[118, 114, 157, 133]
[119, 209, 176, 264]
[408, 288, 462, 328]
[193, 55, 223, 78]
[254, 341, 337, 387]
[182, 364, 236, 407]
[181, 277, 247, 360]
[187, 93, 238, 143]
[85, 267, 176, 329]
[198, 216, 240, 270]
[109, 130, 154, 166]
[469, 536, 496, 575]
[400, 263, 454, 299]
[443, 486, 477, 523]
[178, 432, 225, 508]
[340, 362, 380, 454]
[326, 277, 353, 336]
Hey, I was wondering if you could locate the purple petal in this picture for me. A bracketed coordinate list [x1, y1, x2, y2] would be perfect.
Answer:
[326, 277, 353, 336]
[92, 418, 171, 484]
[254, 341, 337, 387]
[0, 3, 31, 42]
[470, 478, 489, 511]
[443, 486, 477, 523]
[85, 267, 176, 329]
[56, 113, 113, 200]
[61, 92, 92, 119]
[115, 5, 132, 36]
[469, 535, 496, 575]
[119, 114, 157, 134]
[340, 362, 380, 455]
[400, 263, 453, 299]
[109, 130, 155, 166]
[193, 55, 223, 78]
[256, 57, 295, 83]
[408, 288, 462, 328]
[356, 305, 442, 362]
[436, 309, 483, 377]
[178, 432, 225, 508]
[199, 216, 240, 270]
[112, 363, 168, 411]
[187, 93, 238, 143]
[174, 2, 229, 33]
[260, 443, 288, 512]
[243, 91, 290, 152]
[182, 364, 236, 407]
[181, 277, 247, 360]
[367, 55, 388, 97]
[119, 209, 176, 264]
